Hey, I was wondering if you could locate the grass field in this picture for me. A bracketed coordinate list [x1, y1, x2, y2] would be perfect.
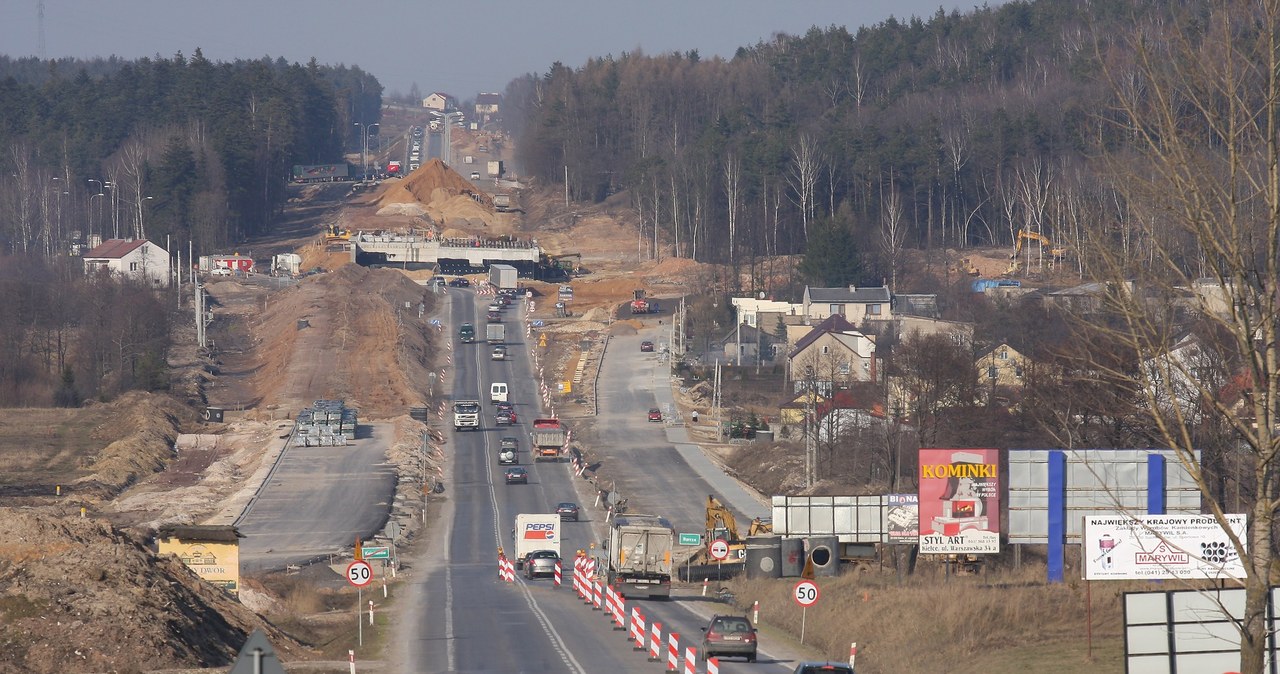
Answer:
[0, 407, 115, 495]
[723, 565, 1127, 674]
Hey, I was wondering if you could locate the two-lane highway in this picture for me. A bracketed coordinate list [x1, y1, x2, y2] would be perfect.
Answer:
[396, 288, 813, 672]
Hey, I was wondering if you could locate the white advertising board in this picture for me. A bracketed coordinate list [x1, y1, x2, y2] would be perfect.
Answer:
[1084, 514, 1246, 581]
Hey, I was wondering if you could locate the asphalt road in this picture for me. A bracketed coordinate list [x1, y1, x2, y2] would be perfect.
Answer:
[395, 289, 813, 673]
[236, 423, 397, 572]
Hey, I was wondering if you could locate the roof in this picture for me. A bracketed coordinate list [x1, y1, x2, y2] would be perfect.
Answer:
[476, 92, 502, 104]
[84, 239, 148, 259]
[791, 315, 857, 355]
[976, 342, 1027, 360]
[156, 525, 243, 543]
[893, 293, 938, 318]
[719, 323, 775, 345]
[815, 386, 885, 418]
[807, 285, 891, 304]
[429, 92, 455, 100]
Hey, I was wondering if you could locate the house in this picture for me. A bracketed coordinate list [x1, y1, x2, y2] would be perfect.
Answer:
[730, 297, 801, 328]
[422, 92, 456, 111]
[787, 315, 878, 393]
[896, 316, 974, 347]
[779, 390, 826, 426]
[1142, 333, 1221, 421]
[815, 388, 888, 443]
[83, 238, 170, 286]
[976, 342, 1032, 390]
[1045, 280, 1135, 314]
[474, 92, 502, 118]
[155, 525, 244, 595]
[802, 285, 892, 324]
[718, 323, 782, 365]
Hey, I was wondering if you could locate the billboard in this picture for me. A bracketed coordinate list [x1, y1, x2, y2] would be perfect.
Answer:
[918, 448, 1000, 554]
[1083, 514, 1246, 580]
[885, 494, 919, 543]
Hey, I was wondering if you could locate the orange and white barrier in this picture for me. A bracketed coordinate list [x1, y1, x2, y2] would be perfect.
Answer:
[648, 621, 662, 661]
[683, 646, 697, 674]
[498, 555, 514, 583]
[592, 580, 603, 610]
[666, 633, 680, 672]
[706, 656, 721, 674]
[553, 559, 562, 588]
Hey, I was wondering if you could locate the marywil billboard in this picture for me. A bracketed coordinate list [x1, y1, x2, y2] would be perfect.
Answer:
[918, 448, 1000, 554]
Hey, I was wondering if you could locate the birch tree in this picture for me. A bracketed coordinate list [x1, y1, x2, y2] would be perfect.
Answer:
[1084, 5, 1280, 671]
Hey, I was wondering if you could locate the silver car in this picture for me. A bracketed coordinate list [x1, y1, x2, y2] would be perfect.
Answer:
[523, 549, 560, 579]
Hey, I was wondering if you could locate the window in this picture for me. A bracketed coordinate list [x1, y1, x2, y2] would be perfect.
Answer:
[999, 349, 1009, 360]
[829, 304, 844, 316]
[1015, 366, 1024, 378]
[130, 262, 138, 271]
[868, 304, 882, 315]
[837, 362, 850, 375]
[821, 345, 830, 355]
[988, 366, 998, 379]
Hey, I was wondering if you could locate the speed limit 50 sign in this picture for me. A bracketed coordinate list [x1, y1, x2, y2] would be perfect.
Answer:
[793, 579, 820, 607]
[347, 560, 374, 588]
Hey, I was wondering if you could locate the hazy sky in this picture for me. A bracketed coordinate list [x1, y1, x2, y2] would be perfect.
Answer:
[2, 1, 991, 97]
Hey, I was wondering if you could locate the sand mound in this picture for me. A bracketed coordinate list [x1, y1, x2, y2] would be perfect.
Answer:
[72, 392, 192, 498]
[0, 509, 303, 673]
[376, 202, 428, 217]
[378, 159, 493, 210]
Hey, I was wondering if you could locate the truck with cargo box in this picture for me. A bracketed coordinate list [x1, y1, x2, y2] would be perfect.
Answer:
[531, 418, 566, 462]
[489, 264, 518, 290]
[486, 322, 506, 344]
[605, 514, 674, 599]
[487, 160, 504, 177]
[513, 513, 561, 569]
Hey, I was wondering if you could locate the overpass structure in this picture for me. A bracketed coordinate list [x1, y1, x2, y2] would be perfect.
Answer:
[351, 232, 542, 276]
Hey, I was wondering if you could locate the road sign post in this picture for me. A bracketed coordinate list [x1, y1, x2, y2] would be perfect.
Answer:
[793, 579, 820, 644]
[709, 538, 729, 580]
[347, 560, 373, 648]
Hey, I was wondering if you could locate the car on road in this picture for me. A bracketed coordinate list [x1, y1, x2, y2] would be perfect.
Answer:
[495, 410, 515, 425]
[556, 502, 580, 521]
[792, 664, 854, 674]
[492, 345, 507, 360]
[487, 302, 502, 313]
[211, 267, 233, 277]
[648, 408, 663, 422]
[448, 278, 470, 287]
[640, 340, 654, 352]
[486, 310, 501, 322]
[700, 615, 758, 663]
[522, 549, 560, 579]
[470, 171, 481, 180]
[504, 467, 528, 484]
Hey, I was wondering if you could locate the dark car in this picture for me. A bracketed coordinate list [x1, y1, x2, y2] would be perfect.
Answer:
[556, 502, 580, 521]
[640, 340, 655, 352]
[648, 408, 663, 422]
[448, 278, 471, 287]
[700, 615, 757, 663]
[487, 310, 502, 322]
[495, 410, 515, 425]
[504, 467, 528, 484]
[523, 549, 560, 579]
[792, 665, 854, 674]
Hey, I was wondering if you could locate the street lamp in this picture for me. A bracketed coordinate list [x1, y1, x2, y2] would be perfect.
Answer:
[354, 122, 379, 180]
[103, 181, 119, 239]
[137, 196, 153, 240]
[89, 192, 105, 243]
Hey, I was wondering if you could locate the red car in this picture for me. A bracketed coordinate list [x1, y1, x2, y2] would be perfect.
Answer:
[640, 341, 655, 352]
[648, 408, 663, 422]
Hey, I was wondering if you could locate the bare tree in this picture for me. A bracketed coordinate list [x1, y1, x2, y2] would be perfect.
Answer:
[880, 174, 908, 292]
[786, 133, 822, 241]
[1084, 4, 1280, 671]
[723, 152, 742, 268]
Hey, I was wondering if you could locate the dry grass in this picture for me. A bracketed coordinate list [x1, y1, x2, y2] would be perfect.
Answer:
[723, 566, 1126, 674]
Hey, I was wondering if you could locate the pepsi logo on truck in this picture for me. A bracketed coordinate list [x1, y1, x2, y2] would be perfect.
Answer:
[523, 523, 557, 540]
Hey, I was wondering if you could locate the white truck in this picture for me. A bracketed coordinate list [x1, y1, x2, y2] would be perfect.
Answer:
[489, 263, 518, 290]
[452, 400, 481, 431]
[605, 514, 675, 599]
[513, 513, 561, 569]
[486, 322, 506, 344]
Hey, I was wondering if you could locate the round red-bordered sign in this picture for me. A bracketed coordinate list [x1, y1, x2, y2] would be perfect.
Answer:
[347, 560, 374, 587]
[793, 579, 820, 607]
[709, 538, 731, 561]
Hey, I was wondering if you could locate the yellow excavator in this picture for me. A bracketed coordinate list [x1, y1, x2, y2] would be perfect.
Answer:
[324, 223, 351, 243]
[1007, 229, 1069, 274]
[706, 495, 773, 560]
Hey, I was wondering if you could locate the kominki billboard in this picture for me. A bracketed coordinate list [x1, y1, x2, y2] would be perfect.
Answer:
[918, 448, 1000, 554]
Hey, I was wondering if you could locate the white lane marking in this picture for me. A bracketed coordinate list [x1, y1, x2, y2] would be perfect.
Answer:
[465, 295, 588, 674]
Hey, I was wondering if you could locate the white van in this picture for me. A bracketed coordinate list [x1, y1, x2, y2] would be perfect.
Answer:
[490, 382, 508, 403]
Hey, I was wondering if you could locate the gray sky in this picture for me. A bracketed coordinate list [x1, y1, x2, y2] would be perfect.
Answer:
[2, 1, 990, 98]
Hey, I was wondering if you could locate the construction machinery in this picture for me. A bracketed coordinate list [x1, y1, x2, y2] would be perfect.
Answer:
[705, 495, 773, 560]
[630, 288, 660, 314]
[324, 223, 351, 243]
[1007, 229, 1069, 274]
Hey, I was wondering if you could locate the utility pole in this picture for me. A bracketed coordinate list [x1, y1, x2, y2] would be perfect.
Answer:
[804, 366, 816, 488]
[564, 166, 569, 209]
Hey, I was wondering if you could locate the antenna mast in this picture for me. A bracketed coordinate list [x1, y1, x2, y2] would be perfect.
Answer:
[37, 1, 46, 60]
